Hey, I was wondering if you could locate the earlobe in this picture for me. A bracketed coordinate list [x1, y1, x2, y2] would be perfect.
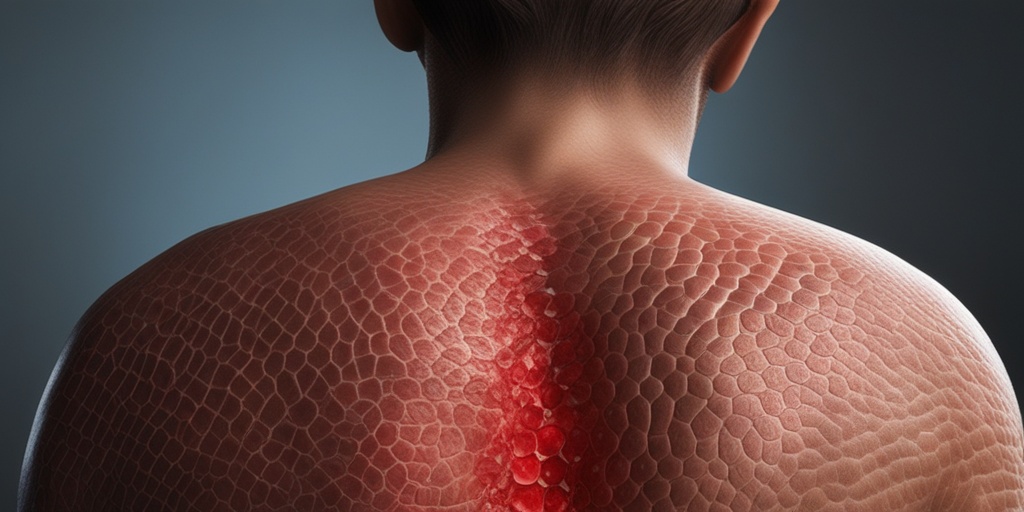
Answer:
[374, 0, 425, 53]
[707, 0, 779, 93]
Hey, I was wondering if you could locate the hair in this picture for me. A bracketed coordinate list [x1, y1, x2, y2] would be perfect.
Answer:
[410, 0, 750, 88]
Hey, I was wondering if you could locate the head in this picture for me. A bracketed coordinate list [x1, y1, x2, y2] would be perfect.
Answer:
[375, 0, 777, 95]
[375, 0, 777, 157]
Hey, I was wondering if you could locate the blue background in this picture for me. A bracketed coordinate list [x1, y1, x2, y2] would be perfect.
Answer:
[2, 1, 1022, 507]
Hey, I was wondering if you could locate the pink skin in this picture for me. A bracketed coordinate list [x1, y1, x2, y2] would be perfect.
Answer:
[20, 0, 1024, 510]
[19, 175, 1024, 510]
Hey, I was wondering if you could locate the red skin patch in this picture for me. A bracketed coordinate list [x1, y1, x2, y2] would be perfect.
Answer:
[473, 218, 602, 510]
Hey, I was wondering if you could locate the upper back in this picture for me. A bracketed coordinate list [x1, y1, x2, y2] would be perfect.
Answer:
[22, 168, 1024, 511]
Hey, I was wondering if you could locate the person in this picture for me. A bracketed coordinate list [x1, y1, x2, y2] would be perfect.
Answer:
[19, 0, 1024, 510]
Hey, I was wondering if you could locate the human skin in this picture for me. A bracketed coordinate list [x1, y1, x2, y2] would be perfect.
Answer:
[19, 0, 1024, 510]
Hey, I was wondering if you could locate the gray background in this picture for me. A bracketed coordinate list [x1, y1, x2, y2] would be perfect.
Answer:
[2, 0, 1021, 507]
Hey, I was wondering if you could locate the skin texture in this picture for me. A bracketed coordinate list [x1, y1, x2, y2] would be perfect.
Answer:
[19, 168, 1024, 511]
[20, 0, 1024, 510]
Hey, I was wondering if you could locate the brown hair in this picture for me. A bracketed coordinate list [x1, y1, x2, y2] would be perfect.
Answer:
[411, 0, 750, 87]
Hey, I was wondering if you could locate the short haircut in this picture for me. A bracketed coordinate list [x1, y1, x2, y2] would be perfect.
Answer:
[411, 0, 750, 88]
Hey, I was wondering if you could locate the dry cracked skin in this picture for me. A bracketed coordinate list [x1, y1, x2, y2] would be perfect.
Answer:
[21, 170, 1024, 511]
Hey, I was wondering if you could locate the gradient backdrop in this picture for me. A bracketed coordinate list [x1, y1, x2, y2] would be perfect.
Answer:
[2, 1, 1022, 507]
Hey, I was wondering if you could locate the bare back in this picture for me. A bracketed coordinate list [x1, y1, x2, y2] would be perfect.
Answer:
[21, 167, 1024, 511]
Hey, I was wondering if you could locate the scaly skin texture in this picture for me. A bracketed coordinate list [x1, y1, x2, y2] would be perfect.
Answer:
[20, 170, 1024, 511]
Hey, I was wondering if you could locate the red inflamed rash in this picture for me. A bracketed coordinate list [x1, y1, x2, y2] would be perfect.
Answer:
[470, 214, 602, 511]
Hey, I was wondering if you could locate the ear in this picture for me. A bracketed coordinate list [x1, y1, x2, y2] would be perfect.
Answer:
[374, 0, 424, 53]
[706, 0, 779, 93]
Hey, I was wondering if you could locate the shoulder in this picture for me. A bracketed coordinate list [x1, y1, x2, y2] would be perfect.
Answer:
[698, 182, 1002, 367]
[68, 169, 516, 349]
[695, 182, 1024, 508]
[23, 172, 457, 507]
[694, 181, 1017, 416]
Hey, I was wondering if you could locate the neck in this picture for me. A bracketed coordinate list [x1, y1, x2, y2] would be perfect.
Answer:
[421, 70, 706, 187]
